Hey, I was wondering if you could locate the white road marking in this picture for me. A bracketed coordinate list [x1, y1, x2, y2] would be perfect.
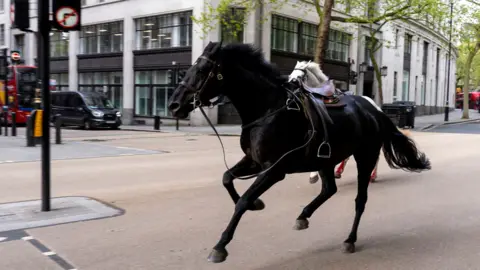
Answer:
[0, 237, 7, 242]
[43, 251, 56, 256]
[22, 236, 34, 241]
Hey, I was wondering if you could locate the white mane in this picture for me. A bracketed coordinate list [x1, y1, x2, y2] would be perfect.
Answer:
[288, 61, 329, 88]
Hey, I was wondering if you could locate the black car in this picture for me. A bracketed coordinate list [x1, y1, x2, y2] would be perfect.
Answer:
[51, 91, 122, 129]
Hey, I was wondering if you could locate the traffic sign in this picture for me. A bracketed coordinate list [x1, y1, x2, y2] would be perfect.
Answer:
[52, 0, 81, 31]
[55, 7, 79, 29]
[11, 51, 21, 61]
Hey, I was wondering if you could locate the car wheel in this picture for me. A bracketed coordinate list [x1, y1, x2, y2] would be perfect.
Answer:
[84, 120, 92, 130]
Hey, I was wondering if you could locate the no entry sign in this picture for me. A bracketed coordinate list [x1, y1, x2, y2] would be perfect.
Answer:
[52, 0, 81, 31]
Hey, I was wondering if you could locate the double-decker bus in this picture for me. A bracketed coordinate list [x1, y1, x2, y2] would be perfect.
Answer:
[0, 65, 56, 124]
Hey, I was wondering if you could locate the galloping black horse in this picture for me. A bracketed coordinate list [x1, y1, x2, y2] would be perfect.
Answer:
[168, 42, 431, 263]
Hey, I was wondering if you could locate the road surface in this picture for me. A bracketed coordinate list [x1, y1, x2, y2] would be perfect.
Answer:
[0, 129, 479, 270]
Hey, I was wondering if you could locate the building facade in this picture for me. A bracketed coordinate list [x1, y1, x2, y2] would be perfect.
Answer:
[0, 0, 457, 125]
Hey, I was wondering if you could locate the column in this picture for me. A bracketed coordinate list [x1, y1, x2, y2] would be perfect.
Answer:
[68, 31, 78, 90]
[122, 16, 134, 125]
[26, 32, 36, 66]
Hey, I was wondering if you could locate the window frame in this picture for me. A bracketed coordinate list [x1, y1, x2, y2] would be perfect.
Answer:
[79, 21, 124, 54]
[77, 71, 124, 110]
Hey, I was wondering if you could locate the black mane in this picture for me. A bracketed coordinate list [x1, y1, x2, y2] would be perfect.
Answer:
[220, 43, 283, 84]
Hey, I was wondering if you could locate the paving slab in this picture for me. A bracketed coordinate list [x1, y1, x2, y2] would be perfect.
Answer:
[0, 136, 166, 163]
[0, 196, 124, 233]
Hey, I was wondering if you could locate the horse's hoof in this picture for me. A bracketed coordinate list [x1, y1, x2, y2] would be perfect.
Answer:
[293, 219, 309, 230]
[309, 175, 319, 184]
[249, 199, 265, 211]
[207, 248, 228, 263]
[342, 242, 356, 253]
[335, 173, 342, 179]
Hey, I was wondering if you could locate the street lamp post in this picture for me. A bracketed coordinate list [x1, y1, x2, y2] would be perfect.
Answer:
[444, 0, 453, 122]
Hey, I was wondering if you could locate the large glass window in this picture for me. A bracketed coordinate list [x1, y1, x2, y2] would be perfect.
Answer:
[271, 15, 298, 53]
[402, 71, 410, 101]
[220, 8, 245, 44]
[78, 71, 123, 110]
[50, 73, 69, 91]
[134, 69, 187, 117]
[79, 21, 123, 54]
[271, 15, 350, 62]
[135, 11, 192, 50]
[50, 31, 69, 57]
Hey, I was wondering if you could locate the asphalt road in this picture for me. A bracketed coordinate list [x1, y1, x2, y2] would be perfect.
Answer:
[427, 120, 480, 134]
[0, 130, 479, 270]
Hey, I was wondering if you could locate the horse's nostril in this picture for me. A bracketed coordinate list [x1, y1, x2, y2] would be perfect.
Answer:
[169, 102, 181, 112]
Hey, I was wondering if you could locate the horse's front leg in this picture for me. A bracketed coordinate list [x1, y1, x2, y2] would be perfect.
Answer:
[294, 166, 337, 230]
[223, 156, 264, 211]
[208, 169, 285, 263]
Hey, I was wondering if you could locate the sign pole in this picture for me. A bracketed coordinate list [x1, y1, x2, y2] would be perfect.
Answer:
[38, 0, 51, 212]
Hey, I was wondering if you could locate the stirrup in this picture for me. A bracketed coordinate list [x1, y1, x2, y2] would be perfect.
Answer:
[317, 141, 331, 158]
[286, 98, 300, 111]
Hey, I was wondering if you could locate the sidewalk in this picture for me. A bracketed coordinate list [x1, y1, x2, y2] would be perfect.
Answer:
[121, 109, 480, 135]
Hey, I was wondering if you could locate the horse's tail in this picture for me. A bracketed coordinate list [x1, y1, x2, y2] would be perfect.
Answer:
[380, 113, 431, 172]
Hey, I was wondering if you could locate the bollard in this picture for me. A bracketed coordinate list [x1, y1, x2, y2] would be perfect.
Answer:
[3, 111, 7, 136]
[26, 115, 35, 147]
[11, 112, 16, 137]
[176, 118, 179, 131]
[55, 115, 62, 145]
[154, 115, 161, 130]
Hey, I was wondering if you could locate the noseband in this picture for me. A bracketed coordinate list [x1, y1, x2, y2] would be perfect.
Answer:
[179, 55, 224, 108]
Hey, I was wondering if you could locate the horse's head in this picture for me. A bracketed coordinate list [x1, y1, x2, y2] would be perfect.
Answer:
[288, 61, 329, 89]
[168, 41, 224, 119]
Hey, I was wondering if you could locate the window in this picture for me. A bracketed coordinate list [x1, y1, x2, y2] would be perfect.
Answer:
[422, 41, 429, 75]
[404, 34, 412, 54]
[78, 71, 123, 110]
[271, 15, 350, 62]
[81, 0, 86, 6]
[402, 71, 410, 101]
[0, 24, 4, 46]
[79, 21, 123, 54]
[0, 0, 4, 12]
[134, 69, 187, 117]
[14, 34, 25, 55]
[364, 36, 377, 66]
[325, 29, 350, 62]
[300, 23, 316, 56]
[50, 31, 69, 57]
[220, 8, 245, 44]
[50, 73, 69, 91]
[135, 11, 192, 50]
[395, 29, 399, 48]
[271, 15, 298, 53]
[393, 71, 398, 101]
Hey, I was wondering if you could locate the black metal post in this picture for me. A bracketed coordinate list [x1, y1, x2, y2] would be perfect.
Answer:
[444, 1, 453, 122]
[154, 115, 161, 130]
[3, 111, 7, 136]
[26, 115, 34, 147]
[38, 0, 51, 212]
[11, 112, 16, 136]
[176, 118, 179, 130]
[55, 115, 61, 145]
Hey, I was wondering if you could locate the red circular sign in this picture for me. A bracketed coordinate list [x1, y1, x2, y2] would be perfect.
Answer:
[11, 52, 21, 61]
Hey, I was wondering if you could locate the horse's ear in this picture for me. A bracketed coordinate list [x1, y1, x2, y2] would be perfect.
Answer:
[204, 42, 214, 52]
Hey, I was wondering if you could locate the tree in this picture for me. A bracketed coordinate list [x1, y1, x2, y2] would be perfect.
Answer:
[192, 0, 447, 105]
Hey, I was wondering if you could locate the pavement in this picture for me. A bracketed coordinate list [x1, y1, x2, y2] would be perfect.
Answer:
[0, 126, 480, 269]
[120, 109, 480, 135]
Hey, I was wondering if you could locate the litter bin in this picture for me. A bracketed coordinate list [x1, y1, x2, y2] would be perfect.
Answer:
[382, 103, 405, 128]
[393, 101, 416, 128]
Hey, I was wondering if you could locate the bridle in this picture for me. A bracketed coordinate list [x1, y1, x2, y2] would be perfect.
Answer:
[178, 54, 317, 180]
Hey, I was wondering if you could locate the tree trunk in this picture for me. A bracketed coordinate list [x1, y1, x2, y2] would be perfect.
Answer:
[314, 0, 334, 68]
[370, 46, 384, 107]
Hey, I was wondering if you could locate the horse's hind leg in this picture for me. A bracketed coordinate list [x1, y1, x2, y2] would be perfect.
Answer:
[223, 156, 264, 211]
[343, 149, 380, 253]
[295, 166, 337, 230]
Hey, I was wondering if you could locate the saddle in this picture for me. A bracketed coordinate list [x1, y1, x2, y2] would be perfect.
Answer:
[295, 80, 347, 158]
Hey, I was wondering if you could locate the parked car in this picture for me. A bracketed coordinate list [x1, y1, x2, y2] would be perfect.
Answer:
[51, 91, 122, 129]
[456, 88, 480, 110]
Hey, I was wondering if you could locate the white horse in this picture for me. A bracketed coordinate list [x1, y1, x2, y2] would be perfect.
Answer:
[288, 61, 382, 183]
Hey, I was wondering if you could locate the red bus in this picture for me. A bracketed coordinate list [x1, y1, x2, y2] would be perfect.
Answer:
[0, 65, 56, 124]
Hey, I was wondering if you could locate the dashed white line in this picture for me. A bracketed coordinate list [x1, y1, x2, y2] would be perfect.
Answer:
[0, 237, 7, 242]
[22, 236, 34, 241]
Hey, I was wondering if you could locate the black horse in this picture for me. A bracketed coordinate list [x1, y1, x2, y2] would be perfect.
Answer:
[168, 42, 431, 263]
